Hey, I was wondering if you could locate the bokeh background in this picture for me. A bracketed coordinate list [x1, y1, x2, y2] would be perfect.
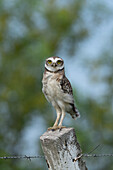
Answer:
[0, 0, 113, 169]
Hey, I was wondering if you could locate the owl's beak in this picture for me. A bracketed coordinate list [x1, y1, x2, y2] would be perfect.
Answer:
[52, 63, 57, 67]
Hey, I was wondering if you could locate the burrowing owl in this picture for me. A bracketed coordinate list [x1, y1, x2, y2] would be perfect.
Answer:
[42, 56, 80, 130]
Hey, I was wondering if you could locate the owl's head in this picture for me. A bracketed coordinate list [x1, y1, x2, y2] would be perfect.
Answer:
[45, 56, 64, 72]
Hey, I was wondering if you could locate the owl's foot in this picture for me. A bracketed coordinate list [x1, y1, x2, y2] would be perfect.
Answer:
[58, 125, 66, 131]
[47, 125, 58, 131]
[47, 125, 66, 131]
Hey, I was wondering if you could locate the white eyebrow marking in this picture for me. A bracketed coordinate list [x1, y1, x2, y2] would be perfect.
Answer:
[47, 57, 63, 62]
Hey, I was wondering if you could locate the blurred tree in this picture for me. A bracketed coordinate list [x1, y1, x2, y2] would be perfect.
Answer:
[0, 0, 113, 169]
[0, 0, 87, 169]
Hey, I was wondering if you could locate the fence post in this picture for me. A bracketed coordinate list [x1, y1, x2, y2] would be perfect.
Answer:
[40, 128, 87, 170]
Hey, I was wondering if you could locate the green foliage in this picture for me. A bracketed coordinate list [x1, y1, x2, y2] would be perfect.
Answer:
[0, 0, 113, 169]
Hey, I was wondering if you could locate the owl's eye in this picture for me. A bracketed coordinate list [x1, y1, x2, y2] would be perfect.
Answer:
[47, 60, 52, 64]
[57, 60, 62, 65]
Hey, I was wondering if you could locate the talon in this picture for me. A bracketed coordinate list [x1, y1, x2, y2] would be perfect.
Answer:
[52, 129, 55, 131]
[47, 126, 58, 131]
[58, 126, 66, 131]
[47, 125, 66, 131]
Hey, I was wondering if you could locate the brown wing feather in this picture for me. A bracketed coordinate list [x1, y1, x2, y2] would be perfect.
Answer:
[60, 75, 73, 95]
[60, 75, 80, 119]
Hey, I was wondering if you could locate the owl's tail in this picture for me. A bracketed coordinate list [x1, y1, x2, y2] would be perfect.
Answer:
[70, 103, 80, 119]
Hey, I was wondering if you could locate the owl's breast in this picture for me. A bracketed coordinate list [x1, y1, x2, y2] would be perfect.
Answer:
[42, 77, 62, 103]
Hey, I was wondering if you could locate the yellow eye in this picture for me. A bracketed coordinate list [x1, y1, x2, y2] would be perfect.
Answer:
[47, 60, 52, 64]
[57, 60, 62, 65]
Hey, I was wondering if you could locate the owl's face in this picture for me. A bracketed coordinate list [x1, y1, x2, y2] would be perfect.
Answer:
[45, 56, 64, 72]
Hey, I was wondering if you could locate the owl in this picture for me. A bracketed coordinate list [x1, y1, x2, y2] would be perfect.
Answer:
[42, 56, 80, 130]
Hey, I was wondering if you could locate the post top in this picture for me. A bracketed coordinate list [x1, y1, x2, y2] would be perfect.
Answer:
[40, 127, 75, 141]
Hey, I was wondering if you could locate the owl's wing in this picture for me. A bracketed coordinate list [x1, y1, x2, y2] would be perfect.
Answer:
[60, 75, 80, 118]
[60, 75, 73, 95]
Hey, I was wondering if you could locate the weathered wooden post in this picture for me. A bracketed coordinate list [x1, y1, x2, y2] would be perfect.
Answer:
[40, 128, 87, 170]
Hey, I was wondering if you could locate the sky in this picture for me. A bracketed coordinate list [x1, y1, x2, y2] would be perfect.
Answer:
[64, 0, 113, 100]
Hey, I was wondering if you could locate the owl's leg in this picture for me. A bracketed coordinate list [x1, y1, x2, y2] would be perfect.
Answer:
[53, 111, 61, 127]
[58, 110, 66, 129]
[48, 108, 61, 131]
